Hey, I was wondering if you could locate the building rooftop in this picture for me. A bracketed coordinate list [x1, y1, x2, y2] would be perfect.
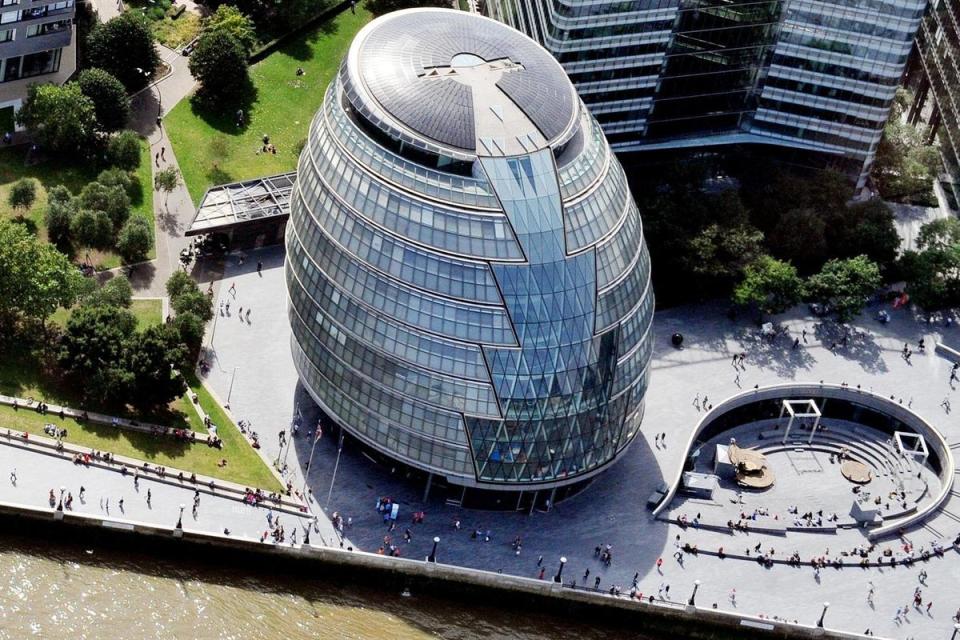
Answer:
[344, 9, 578, 156]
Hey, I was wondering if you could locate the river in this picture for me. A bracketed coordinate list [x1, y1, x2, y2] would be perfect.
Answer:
[0, 533, 654, 640]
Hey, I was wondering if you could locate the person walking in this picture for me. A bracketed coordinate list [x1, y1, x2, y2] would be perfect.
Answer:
[161, 147, 166, 161]
[146, 488, 151, 507]
[257, 260, 263, 275]
[118, 498, 124, 512]
[8, 469, 14, 485]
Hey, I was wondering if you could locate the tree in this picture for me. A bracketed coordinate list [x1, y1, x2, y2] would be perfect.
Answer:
[107, 130, 142, 171]
[365, 0, 449, 16]
[97, 167, 135, 196]
[8, 178, 36, 211]
[79, 181, 130, 229]
[154, 166, 179, 211]
[77, 68, 131, 132]
[825, 198, 900, 271]
[0, 219, 83, 322]
[166, 270, 196, 300]
[70, 209, 114, 248]
[765, 208, 827, 274]
[172, 288, 214, 322]
[172, 311, 205, 364]
[87, 13, 160, 91]
[85, 274, 133, 308]
[686, 223, 765, 281]
[872, 91, 940, 205]
[59, 304, 137, 406]
[204, 5, 256, 55]
[917, 217, 960, 251]
[116, 217, 153, 263]
[805, 255, 882, 321]
[126, 324, 186, 409]
[16, 83, 97, 154]
[45, 188, 75, 247]
[733, 255, 803, 315]
[900, 218, 960, 310]
[188, 30, 251, 108]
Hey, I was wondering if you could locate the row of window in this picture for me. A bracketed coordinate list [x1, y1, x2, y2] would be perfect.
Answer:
[596, 240, 652, 330]
[0, 1, 73, 24]
[564, 157, 630, 251]
[0, 45, 58, 82]
[285, 250, 490, 380]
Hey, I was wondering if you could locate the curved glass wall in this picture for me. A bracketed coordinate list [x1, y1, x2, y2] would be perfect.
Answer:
[288, 10, 656, 490]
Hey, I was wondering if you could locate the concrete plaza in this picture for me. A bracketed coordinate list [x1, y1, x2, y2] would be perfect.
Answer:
[204, 245, 960, 639]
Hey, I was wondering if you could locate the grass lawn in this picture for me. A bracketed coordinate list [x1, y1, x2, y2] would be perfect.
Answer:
[127, 0, 202, 49]
[0, 402, 280, 490]
[49, 298, 163, 332]
[0, 137, 156, 270]
[166, 7, 372, 203]
[0, 339, 280, 490]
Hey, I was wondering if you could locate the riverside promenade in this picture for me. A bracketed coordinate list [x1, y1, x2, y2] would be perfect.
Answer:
[202, 245, 960, 640]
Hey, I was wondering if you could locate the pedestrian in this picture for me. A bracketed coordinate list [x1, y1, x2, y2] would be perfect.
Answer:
[793, 337, 800, 349]
[594, 575, 601, 589]
[155, 152, 159, 167]
[9, 469, 14, 485]
[583, 568, 590, 582]
[927, 601, 933, 613]
[79, 486, 85, 501]
[802, 328, 807, 343]
[219, 301, 224, 316]
[656, 557, 663, 573]
[239, 306, 243, 317]
[537, 554, 543, 567]
[734, 371, 741, 387]
[350, 0, 355, 13]
[729, 588, 736, 604]
[229, 282, 236, 297]
[146, 488, 151, 506]
[257, 260, 263, 275]
[246, 309, 251, 321]
[225, 301, 231, 314]
[118, 498, 124, 512]
[538, 567, 545, 580]
[161, 146, 166, 161]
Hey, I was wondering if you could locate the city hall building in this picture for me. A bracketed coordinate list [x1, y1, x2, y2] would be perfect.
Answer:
[286, 9, 654, 506]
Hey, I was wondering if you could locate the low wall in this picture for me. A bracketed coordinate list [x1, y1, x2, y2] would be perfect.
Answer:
[0, 498, 875, 640]
[652, 383, 954, 540]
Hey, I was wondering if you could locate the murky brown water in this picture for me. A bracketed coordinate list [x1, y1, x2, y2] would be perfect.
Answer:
[0, 534, 651, 640]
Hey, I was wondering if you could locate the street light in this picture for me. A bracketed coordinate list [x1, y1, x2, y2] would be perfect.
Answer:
[688, 579, 701, 606]
[177, 503, 185, 529]
[553, 556, 567, 583]
[817, 602, 830, 628]
[57, 486, 65, 511]
[428, 536, 440, 563]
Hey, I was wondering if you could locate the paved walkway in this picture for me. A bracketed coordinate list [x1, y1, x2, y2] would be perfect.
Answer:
[203, 253, 960, 638]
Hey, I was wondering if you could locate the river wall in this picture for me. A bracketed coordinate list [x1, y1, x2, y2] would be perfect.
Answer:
[0, 499, 876, 640]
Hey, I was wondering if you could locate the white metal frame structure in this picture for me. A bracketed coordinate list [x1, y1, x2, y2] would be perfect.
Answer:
[779, 399, 822, 445]
[895, 431, 929, 466]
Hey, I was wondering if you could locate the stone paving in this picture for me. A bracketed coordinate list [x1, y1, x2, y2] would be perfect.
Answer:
[201, 247, 960, 639]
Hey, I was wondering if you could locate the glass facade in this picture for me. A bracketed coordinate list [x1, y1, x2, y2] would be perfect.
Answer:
[912, 0, 960, 206]
[287, 9, 654, 490]
[487, 0, 927, 191]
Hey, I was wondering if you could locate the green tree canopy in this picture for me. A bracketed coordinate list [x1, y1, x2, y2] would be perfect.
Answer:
[77, 68, 131, 132]
[45, 187, 76, 248]
[188, 30, 251, 108]
[172, 288, 214, 322]
[126, 324, 186, 409]
[204, 5, 257, 54]
[917, 217, 960, 251]
[765, 208, 827, 274]
[806, 255, 882, 321]
[97, 167, 135, 196]
[70, 209, 114, 248]
[0, 219, 83, 322]
[16, 83, 97, 155]
[84, 274, 133, 308]
[166, 270, 196, 300]
[59, 304, 137, 406]
[79, 181, 130, 229]
[116, 217, 153, 263]
[686, 223, 765, 281]
[107, 130, 142, 171]
[826, 198, 900, 270]
[8, 178, 36, 211]
[900, 218, 960, 310]
[733, 255, 803, 315]
[87, 13, 160, 91]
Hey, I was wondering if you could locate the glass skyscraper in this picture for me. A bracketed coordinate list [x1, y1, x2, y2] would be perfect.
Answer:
[286, 9, 654, 496]
[487, 0, 928, 191]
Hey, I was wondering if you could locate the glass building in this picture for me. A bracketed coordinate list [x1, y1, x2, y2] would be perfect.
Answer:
[910, 0, 960, 206]
[286, 9, 654, 497]
[486, 0, 928, 191]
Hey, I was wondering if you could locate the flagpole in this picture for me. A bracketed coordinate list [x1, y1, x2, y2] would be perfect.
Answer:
[325, 430, 344, 510]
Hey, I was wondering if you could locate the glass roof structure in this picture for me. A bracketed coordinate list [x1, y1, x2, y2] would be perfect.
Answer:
[186, 173, 296, 237]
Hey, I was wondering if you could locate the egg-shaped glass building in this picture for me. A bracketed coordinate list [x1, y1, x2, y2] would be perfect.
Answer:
[286, 8, 654, 496]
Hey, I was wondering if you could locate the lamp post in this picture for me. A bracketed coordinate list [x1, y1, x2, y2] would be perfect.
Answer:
[428, 536, 440, 563]
[817, 602, 830, 628]
[553, 556, 567, 583]
[57, 486, 65, 511]
[177, 504, 185, 529]
[688, 579, 701, 606]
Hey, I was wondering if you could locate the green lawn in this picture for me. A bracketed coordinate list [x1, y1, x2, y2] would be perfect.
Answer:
[0, 137, 155, 270]
[0, 339, 280, 490]
[166, 7, 372, 203]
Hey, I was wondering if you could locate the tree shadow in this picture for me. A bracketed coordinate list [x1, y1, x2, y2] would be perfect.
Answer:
[812, 321, 889, 374]
[189, 82, 260, 135]
[277, 13, 342, 62]
[205, 164, 233, 187]
[9, 214, 37, 236]
[732, 324, 817, 379]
